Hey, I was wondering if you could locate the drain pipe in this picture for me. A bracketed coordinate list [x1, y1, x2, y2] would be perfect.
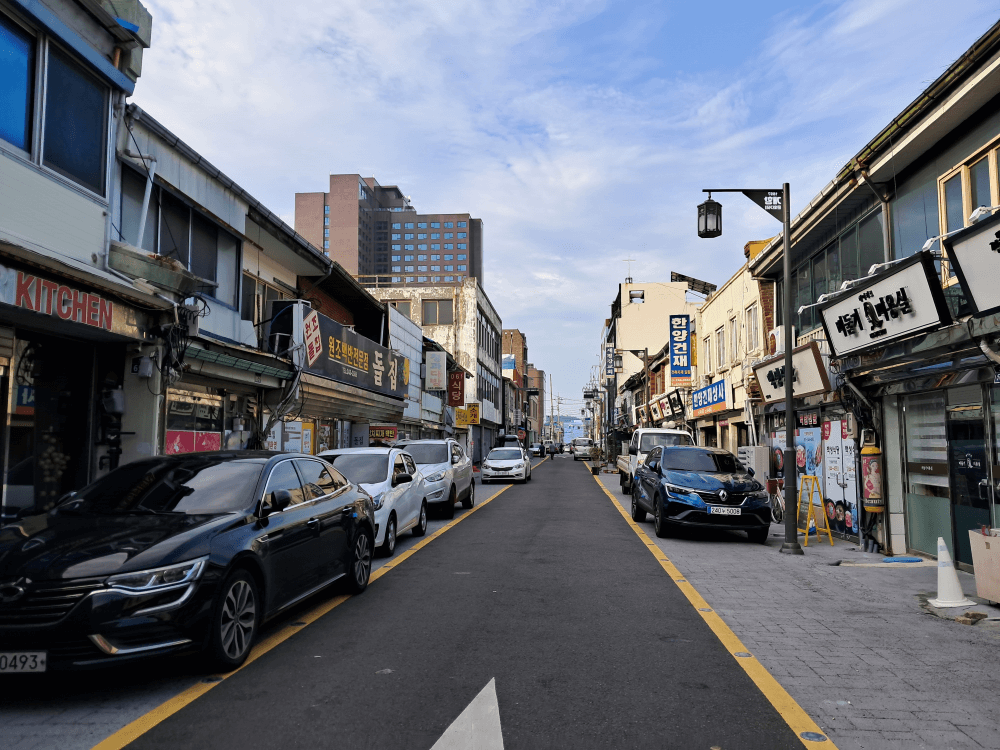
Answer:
[979, 338, 1000, 365]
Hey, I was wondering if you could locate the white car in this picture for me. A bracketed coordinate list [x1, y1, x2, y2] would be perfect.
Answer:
[320, 447, 428, 556]
[481, 447, 532, 484]
[394, 439, 474, 519]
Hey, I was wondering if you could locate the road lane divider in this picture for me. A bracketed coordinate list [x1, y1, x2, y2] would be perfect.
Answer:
[90, 471, 539, 750]
[586, 465, 837, 749]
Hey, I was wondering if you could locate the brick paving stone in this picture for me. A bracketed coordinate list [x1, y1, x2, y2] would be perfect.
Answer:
[598, 474, 1000, 749]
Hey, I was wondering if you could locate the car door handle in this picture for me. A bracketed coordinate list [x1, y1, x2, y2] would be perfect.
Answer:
[307, 517, 320, 528]
[257, 528, 285, 543]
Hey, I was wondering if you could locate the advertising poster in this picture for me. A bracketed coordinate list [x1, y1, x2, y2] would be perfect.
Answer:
[669, 315, 692, 385]
[426, 351, 447, 390]
[822, 420, 860, 540]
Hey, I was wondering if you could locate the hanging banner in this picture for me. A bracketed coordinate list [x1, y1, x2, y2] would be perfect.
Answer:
[742, 189, 784, 221]
[426, 351, 447, 390]
[669, 314, 691, 385]
[604, 343, 615, 381]
[448, 371, 465, 406]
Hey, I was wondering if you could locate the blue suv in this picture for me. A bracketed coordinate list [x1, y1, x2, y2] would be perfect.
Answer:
[630, 446, 771, 543]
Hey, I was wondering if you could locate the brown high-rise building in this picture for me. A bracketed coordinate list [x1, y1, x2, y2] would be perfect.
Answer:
[295, 175, 484, 287]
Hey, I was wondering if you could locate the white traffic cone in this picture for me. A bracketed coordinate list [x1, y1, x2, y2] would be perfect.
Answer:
[928, 537, 975, 608]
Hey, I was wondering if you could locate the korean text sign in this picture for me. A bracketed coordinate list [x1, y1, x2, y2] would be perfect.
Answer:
[669, 315, 691, 384]
[692, 379, 726, 417]
[818, 252, 949, 358]
[274, 302, 407, 398]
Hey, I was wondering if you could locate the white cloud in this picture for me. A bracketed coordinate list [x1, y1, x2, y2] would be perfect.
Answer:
[136, 0, 998, 406]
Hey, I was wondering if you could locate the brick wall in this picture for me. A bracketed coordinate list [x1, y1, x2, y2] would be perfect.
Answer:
[758, 279, 776, 355]
[294, 192, 326, 253]
[305, 286, 355, 327]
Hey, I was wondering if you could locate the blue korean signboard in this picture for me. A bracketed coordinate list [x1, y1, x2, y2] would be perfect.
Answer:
[669, 315, 691, 385]
[692, 379, 726, 417]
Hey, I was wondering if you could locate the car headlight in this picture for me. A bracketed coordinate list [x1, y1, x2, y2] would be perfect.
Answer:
[371, 492, 386, 510]
[483, 463, 491, 470]
[748, 490, 768, 501]
[107, 556, 208, 592]
[515, 463, 524, 469]
[664, 484, 697, 496]
[425, 471, 446, 482]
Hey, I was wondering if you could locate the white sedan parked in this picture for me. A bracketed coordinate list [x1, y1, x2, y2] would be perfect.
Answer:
[320, 447, 428, 556]
[481, 447, 532, 484]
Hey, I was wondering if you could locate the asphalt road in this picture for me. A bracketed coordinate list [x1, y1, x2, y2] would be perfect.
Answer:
[123, 456, 803, 750]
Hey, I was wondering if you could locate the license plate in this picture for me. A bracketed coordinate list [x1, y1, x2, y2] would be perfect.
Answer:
[709, 506, 741, 516]
[0, 652, 47, 673]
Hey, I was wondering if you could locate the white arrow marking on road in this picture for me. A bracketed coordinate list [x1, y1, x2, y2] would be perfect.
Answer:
[431, 678, 504, 750]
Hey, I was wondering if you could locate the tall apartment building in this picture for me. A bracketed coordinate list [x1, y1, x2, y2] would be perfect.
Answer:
[295, 175, 484, 286]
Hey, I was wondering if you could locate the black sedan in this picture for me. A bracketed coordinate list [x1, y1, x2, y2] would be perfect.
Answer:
[0, 451, 375, 673]
[630, 446, 771, 543]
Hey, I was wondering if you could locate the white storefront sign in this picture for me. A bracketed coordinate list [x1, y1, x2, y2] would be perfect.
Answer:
[943, 212, 1000, 316]
[426, 351, 447, 390]
[818, 251, 950, 358]
[752, 342, 832, 404]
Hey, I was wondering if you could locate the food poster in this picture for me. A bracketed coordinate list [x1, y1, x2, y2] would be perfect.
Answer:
[771, 430, 786, 477]
[789, 426, 823, 532]
[822, 419, 860, 540]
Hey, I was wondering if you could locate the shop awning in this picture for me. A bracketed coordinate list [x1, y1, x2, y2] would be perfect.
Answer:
[298, 373, 405, 424]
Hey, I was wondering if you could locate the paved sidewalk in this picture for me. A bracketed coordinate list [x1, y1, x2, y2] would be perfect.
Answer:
[597, 470, 1000, 750]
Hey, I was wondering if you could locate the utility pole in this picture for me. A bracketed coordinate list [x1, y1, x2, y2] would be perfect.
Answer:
[548, 373, 554, 441]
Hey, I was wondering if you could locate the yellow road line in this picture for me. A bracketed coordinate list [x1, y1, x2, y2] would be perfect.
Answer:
[92, 477, 524, 750]
[588, 468, 837, 749]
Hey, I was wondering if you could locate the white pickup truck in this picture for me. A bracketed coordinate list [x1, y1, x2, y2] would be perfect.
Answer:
[617, 428, 695, 495]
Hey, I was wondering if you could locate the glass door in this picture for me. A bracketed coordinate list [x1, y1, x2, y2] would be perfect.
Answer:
[903, 392, 950, 557]
[946, 385, 991, 566]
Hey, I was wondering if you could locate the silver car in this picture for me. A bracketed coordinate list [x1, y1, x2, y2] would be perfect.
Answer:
[320, 447, 428, 556]
[571, 438, 595, 461]
[394, 439, 474, 518]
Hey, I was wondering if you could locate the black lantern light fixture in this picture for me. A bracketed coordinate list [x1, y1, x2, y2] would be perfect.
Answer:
[697, 193, 722, 238]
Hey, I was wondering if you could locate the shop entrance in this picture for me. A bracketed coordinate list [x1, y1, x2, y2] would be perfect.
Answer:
[5, 333, 95, 518]
[946, 387, 991, 566]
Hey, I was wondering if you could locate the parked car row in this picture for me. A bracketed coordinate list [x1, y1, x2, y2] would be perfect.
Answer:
[0, 439, 479, 674]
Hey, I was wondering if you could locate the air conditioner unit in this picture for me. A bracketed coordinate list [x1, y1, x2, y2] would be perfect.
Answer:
[737, 445, 771, 479]
[768, 326, 795, 356]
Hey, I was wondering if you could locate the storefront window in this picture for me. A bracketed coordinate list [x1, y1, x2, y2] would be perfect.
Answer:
[903, 392, 949, 557]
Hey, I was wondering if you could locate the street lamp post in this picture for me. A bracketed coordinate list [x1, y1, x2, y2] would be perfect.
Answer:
[697, 184, 802, 555]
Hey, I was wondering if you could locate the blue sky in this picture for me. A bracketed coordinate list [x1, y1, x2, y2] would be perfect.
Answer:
[138, 0, 998, 410]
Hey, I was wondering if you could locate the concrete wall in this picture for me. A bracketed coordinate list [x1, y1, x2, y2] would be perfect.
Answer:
[616, 282, 701, 388]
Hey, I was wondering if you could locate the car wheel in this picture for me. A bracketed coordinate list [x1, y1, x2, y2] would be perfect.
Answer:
[442, 488, 456, 519]
[413, 501, 428, 537]
[380, 514, 397, 557]
[346, 529, 373, 594]
[620, 473, 629, 495]
[527, 467, 532, 481]
[210, 569, 259, 671]
[462, 480, 475, 508]
[747, 527, 769, 545]
[654, 498, 671, 539]
[630, 488, 646, 523]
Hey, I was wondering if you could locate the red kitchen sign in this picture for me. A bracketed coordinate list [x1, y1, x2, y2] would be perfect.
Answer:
[448, 371, 464, 407]
[0, 265, 113, 330]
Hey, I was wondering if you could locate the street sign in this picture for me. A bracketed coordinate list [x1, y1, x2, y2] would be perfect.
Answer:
[517, 428, 526, 440]
[742, 189, 784, 221]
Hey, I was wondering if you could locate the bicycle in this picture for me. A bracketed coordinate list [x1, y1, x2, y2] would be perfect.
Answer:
[767, 478, 785, 524]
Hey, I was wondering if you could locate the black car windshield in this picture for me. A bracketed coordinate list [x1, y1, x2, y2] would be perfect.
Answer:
[640, 433, 691, 452]
[397, 444, 448, 464]
[662, 450, 741, 473]
[68, 458, 264, 514]
[325, 454, 389, 484]
[488, 449, 522, 461]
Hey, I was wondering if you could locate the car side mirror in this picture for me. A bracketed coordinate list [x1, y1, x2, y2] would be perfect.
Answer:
[261, 489, 292, 517]
[451, 455, 460, 465]
[629, 446, 637, 456]
[392, 473, 412, 487]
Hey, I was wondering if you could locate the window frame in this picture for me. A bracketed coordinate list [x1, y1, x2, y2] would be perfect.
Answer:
[0, 15, 114, 202]
[715, 326, 726, 369]
[937, 140, 1000, 282]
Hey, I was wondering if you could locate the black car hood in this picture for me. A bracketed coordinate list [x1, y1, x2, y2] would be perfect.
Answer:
[663, 470, 759, 493]
[0, 510, 232, 581]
